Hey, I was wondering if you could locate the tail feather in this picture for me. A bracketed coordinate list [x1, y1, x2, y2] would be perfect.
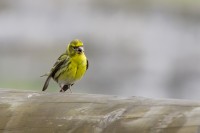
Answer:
[42, 76, 51, 91]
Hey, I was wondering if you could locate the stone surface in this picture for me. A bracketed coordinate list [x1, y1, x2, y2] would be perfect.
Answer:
[0, 89, 200, 133]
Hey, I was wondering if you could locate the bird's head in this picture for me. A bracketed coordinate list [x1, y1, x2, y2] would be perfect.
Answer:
[67, 39, 84, 56]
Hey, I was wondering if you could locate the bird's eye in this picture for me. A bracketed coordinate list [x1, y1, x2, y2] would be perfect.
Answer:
[72, 46, 77, 50]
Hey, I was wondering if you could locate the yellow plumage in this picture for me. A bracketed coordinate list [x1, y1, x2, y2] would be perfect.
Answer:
[42, 39, 88, 92]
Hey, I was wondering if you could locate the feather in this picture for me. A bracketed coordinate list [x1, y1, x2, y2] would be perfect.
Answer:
[42, 55, 67, 91]
[42, 75, 51, 91]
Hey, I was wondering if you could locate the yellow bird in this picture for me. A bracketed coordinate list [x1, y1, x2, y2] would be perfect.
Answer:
[42, 39, 88, 92]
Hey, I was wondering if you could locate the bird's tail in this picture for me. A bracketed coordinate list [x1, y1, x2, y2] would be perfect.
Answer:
[42, 75, 51, 91]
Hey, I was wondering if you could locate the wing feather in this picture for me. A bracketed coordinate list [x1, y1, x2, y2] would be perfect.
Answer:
[42, 53, 68, 91]
[86, 60, 89, 70]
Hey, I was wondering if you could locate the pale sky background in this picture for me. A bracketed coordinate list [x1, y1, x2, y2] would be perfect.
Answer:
[1, 0, 200, 100]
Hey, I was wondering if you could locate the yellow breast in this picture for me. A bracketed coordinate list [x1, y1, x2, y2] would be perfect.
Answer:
[58, 53, 87, 84]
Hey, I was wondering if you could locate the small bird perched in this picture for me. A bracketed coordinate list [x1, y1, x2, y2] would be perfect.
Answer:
[42, 39, 88, 92]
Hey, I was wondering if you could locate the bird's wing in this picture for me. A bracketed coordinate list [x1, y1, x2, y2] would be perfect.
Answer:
[86, 59, 89, 70]
[52, 53, 68, 70]
[40, 53, 68, 77]
[49, 53, 70, 79]
[42, 53, 68, 91]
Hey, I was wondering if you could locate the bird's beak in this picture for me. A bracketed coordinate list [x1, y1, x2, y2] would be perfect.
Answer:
[77, 46, 84, 54]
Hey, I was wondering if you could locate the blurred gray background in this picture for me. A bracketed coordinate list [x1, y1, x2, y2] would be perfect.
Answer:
[1, 0, 200, 100]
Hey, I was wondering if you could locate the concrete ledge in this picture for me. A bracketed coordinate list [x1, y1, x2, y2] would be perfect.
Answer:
[0, 89, 200, 133]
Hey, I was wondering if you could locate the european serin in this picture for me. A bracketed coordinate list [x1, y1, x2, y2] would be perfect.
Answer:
[42, 39, 89, 92]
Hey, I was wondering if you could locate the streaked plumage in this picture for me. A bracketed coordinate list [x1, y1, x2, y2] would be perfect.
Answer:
[42, 39, 88, 92]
